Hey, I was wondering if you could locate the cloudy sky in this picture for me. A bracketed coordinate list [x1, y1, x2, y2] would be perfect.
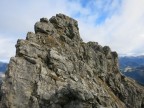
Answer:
[0, 0, 144, 62]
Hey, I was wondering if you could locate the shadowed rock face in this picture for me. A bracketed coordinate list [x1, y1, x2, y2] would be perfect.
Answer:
[0, 14, 144, 108]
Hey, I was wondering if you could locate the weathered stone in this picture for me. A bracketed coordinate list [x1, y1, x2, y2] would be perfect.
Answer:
[34, 20, 56, 35]
[0, 14, 144, 108]
[40, 18, 49, 23]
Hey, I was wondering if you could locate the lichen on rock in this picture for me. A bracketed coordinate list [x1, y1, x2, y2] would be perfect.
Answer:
[0, 14, 144, 108]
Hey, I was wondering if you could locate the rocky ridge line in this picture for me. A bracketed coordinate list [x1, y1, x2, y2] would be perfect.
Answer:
[0, 14, 144, 108]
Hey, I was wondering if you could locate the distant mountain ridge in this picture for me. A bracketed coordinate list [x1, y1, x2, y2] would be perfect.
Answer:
[119, 55, 144, 68]
[119, 56, 144, 85]
[0, 62, 7, 83]
[0, 62, 7, 73]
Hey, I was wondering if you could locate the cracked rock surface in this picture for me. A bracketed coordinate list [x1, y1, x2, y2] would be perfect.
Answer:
[0, 14, 144, 108]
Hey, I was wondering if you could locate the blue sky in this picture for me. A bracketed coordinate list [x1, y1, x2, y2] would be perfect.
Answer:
[0, 0, 144, 62]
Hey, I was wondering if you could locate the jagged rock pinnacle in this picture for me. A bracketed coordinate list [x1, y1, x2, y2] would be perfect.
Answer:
[0, 14, 144, 108]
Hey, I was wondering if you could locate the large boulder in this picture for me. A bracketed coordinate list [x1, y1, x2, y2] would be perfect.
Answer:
[0, 14, 144, 108]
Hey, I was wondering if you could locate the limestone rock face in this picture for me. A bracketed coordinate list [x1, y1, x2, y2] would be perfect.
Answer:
[0, 14, 144, 108]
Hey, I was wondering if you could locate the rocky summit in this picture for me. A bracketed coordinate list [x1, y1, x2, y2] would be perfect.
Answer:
[0, 14, 144, 108]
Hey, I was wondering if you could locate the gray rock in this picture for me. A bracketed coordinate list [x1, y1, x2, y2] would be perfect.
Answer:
[0, 14, 144, 108]
[40, 18, 49, 23]
[34, 19, 56, 35]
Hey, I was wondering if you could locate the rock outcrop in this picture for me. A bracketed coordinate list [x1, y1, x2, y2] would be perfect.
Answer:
[0, 14, 144, 108]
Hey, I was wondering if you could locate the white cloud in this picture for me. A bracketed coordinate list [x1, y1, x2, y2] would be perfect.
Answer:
[76, 0, 144, 55]
[0, 0, 70, 34]
[0, 35, 16, 62]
